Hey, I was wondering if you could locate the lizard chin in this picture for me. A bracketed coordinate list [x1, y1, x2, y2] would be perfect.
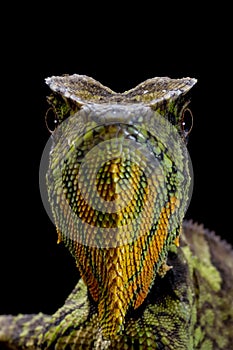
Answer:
[75, 243, 159, 337]
[73, 196, 179, 338]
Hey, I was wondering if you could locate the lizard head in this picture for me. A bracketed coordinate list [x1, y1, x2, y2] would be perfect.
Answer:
[44, 74, 196, 338]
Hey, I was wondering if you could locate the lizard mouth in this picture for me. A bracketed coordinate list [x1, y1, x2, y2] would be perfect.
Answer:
[45, 106, 192, 337]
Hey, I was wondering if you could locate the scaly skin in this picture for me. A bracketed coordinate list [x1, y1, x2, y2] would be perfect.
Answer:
[0, 75, 232, 349]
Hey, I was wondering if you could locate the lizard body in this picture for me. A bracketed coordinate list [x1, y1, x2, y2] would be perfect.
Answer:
[0, 75, 232, 349]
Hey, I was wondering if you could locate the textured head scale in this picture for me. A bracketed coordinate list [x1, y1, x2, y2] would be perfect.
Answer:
[45, 74, 196, 338]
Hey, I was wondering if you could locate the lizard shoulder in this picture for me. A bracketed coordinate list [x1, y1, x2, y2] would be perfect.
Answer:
[181, 220, 233, 349]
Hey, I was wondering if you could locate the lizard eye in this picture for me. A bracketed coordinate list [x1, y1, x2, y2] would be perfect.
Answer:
[181, 108, 193, 137]
[45, 107, 58, 133]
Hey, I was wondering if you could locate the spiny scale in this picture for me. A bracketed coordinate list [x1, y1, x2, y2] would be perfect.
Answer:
[45, 75, 196, 338]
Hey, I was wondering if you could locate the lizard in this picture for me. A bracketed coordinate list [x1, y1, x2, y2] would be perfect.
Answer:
[0, 74, 232, 350]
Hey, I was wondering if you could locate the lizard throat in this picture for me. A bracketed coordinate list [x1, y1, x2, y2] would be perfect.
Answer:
[72, 195, 179, 338]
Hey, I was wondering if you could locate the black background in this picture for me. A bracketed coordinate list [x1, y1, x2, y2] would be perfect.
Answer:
[0, 4, 232, 315]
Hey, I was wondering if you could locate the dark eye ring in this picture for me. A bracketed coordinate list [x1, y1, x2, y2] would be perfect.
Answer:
[45, 107, 58, 133]
[181, 108, 193, 137]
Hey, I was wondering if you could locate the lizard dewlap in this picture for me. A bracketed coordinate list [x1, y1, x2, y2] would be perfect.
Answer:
[45, 75, 194, 337]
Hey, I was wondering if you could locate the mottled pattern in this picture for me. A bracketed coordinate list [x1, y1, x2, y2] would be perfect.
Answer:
[0, 75, 232, 349]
